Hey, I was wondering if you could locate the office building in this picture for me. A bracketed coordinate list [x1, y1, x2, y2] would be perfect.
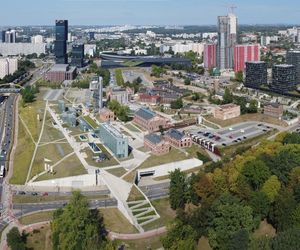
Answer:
[261, 36, 271, 46]
[133, 108, 169, 132]
[233, 44, 260, 72]
[71, 44, 84, 68]
[2, 29, 16, 43]
[0, 43, 46, 56]
[144, 134, 170, 156]
[214, 104, 241, 120]
[54, 20, 68, 64]
[0, 58, 18, 79]
[264, 103, 284, 119]
[217, 13, 237, 70]
[45, 64, 77, 82]
[89, 75, 103, 110]
[95, 123, 128, 159]
[107, 87, 129, 104]
[164, 129, 192, 149]
[204, 43, 217, 69]
[31, 35, 43, 44]
[245, 61, 268, 88]
[271, 64, 296, 94]
[286, 50, 300, 84]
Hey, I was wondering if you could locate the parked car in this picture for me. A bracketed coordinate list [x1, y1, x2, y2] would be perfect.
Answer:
[31, 192, 38, 196]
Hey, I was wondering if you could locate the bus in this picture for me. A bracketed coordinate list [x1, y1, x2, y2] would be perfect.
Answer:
[0, 165, 5, 178]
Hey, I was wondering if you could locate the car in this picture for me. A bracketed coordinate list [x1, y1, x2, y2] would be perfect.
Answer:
[237, 138, 242, 141]
[263, 129, 267, 132]
[229, 135, 233, 139]
[31, 192, 38, 196]
[243, 136, 247, 139]
[233, 140, 238, 143]
[222, 143, 227, 146]
[18, 191, 26, 195]
[258, 124, 263, 127]
[42, 192, 49, 196]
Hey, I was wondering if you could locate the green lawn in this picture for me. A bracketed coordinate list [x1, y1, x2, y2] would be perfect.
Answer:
[139, 148, 189, 169]
[13, 194, 108, 204]
[25, 224, 52, 250]
[100, 208, 138, 234]
[19, 211, 54, 225]
[10, 120, 35, 184]
[125, 123, 141, 132]
[115, 69, 124, 86]
[83, 115, 98, 129]
[106, 167, 127, 177]
[30, 142, 74, 179]
[35, 155, 87, 181]
[83, 144, 119, 168]
[115, 234, 165, 250]
[127, 186, 145, 202]
[143, 198, 176, 231]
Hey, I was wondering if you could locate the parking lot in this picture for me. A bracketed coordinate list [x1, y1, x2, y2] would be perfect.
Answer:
[187, 122, 275, 148]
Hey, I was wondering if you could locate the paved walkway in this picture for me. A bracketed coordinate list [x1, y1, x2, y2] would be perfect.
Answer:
[109, 226, 167, 240]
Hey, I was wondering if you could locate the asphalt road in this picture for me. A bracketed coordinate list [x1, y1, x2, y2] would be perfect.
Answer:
[0, 95, 16, 202]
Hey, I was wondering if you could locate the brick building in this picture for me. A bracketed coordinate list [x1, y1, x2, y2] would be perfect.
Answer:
[214, 104, 241, 120]
[45, 64, 77, 82]
[164, 128, 192, 148]
[99, 108, 115, 122]
[264, 103, 284, 119]
[144, 133, 170, 156]
[133, 108, 169, 132]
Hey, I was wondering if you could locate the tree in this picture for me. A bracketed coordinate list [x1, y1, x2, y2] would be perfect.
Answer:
[242, 159, 271, 190]
[108, 100, 131, 122]
[161, 220, 196, 250]
[283, 132, 300, 145]
[7, 227, 25, 250]
[248, 100, 258, 113]
[228, 229, 250, 250]
[184, 78, 191, 85]
[169, 169, 187, 210]
[269, 188, 297, 231]
[51, 191, 109, 250]
[223, 88, 233, 104]
[21, 85, 37, 103]
[249, 191, 270, 219]
[235, 71, 243, 82]
[207, 194, 254, 250]
[272, 228, 300, 250]
[170, 98, 183, 109]
[261, 175, 281, 202]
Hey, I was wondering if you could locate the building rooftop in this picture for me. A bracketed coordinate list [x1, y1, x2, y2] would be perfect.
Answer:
[145, 133, 163, 144]
[166, 128, 185, 140]
[265, 103, 282, 108]
[100, 122, 126, 139]
[274, 64, 294, 68]
[49, 64, 76, 73]
[217, 103, 239, 110]
[135, 108, 156, 120]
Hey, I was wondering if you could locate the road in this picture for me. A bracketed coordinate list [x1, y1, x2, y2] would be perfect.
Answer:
[0, 95, 17, 201]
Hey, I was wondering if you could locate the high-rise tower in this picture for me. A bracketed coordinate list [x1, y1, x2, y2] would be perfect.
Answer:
[54, 20, 68, 64]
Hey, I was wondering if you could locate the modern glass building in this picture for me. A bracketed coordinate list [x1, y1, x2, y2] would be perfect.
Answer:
[95, 123, 128, 159]
[71, 44, 84, 68]
[54, 20, 68, 64]
[286, 50, 300, 84]
[271, 64, 296, 94]
[245, 61, 267, 89]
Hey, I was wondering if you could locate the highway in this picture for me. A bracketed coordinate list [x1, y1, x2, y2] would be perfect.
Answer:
[0, 95, 16, 201]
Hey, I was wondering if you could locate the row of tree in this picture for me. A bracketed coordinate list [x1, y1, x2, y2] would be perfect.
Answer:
[108, 99, 131, 122]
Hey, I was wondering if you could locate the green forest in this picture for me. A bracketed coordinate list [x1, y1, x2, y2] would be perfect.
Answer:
[164, 132, 300, 250]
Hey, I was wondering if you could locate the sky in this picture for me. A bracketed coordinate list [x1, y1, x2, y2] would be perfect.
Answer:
[2, 0, 300, 26]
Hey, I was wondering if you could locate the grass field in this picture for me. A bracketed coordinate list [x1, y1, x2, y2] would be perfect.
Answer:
[115, 234, 165, 250]
[13, 194, 109, 204]
[100, 208, 138, 234]
[125, 123, 141, 132]
[106, 167, 127, 177]
[83, 144, 119, 168]
[142, 198, 176, 231]
[35, 155, 87, 181]
[19, 211, 54, 225]
[30, 142, 74, 179]
[25, 225, 52, 250]
[115, 69, 125, 86]
[10, 120, 35, 184]
[205, 113, 287, 128]
[83, 115, 98, 129]
[139, 148, 189, 169]
[127, 186, 145, 202]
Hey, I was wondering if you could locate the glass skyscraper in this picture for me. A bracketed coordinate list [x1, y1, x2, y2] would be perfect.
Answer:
[54, 20, 68, 64]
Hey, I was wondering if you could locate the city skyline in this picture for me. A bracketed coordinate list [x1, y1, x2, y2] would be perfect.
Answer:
[2, 0, 300, 26]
